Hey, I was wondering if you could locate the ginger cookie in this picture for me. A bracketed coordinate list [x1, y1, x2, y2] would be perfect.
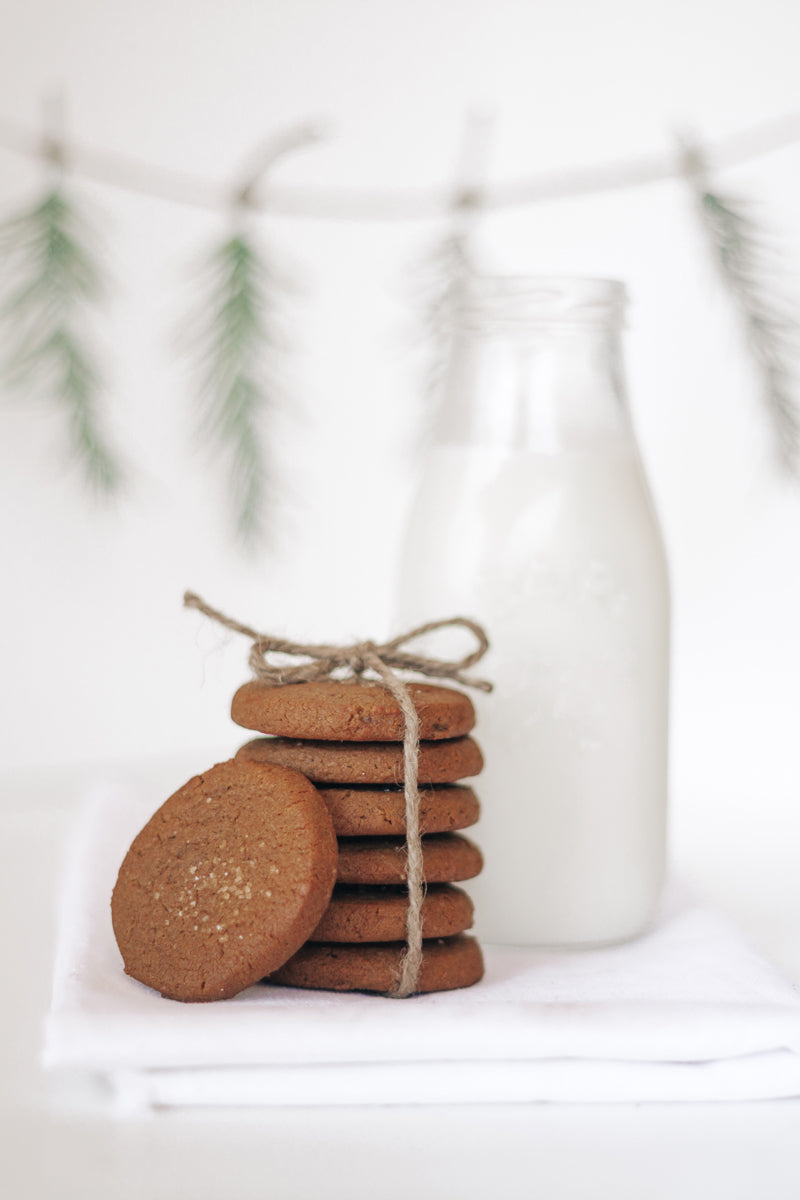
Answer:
[310, 883, 474, 942]
[231, 679, 475, 742]
[336, 833, 483, 886]
[318, 784, 480, 837]
[235, 735, 484, 785]
[111, 760, 337, 1002]
[269, 934, 485, 994]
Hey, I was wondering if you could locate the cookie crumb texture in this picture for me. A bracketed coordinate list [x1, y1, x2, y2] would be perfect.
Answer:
[111, 760, 337, 1002]
[231, 680, 476, 742]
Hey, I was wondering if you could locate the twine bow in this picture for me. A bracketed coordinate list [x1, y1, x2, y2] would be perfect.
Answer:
[183, 591, 492, 997]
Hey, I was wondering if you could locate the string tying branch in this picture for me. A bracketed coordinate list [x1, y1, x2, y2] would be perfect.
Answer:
[2, 108, 800, 220]
[183, 590, 492, 997]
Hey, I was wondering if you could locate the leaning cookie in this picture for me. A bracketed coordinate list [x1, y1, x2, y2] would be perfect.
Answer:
[269, 935, 485, 994]
[236, 735, 484, 785]
[111, 760, 337, 1002]
[232, 679, 476, 742]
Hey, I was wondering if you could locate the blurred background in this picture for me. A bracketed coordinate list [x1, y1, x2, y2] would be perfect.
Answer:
[1, 0, 799, 970]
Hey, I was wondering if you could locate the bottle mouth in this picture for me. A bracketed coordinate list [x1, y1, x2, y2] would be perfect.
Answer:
[454, 275, 627, 332]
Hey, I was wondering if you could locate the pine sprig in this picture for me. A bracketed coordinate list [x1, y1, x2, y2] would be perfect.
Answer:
[0, 186, 122, 493]
[190, 231, 276, 545]
[414, 224, 474, 411]
[688, 166, 800, 472]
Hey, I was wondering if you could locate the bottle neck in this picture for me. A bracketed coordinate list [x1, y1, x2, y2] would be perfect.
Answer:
[431, 277, 633, 453]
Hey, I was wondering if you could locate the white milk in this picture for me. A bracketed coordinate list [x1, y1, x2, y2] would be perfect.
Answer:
[396, 440, 669, 946]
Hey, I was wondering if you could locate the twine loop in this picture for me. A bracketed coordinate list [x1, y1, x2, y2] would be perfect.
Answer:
[184, 591, 491, 997]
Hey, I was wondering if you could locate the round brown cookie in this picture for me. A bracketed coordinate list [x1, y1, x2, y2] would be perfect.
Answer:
[319, 784, 480, 837]
[235, 735, 484, 785]
[111, 760, 337, 1003]
[310, 883, 474, 942]
[269, 935, 484, 994]
[336, 833, 483, 886]
[231, 679, 475, 742]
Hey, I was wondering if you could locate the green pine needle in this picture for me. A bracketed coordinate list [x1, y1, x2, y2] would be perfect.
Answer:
[0, 187, 122, 494]
[695, 185, 800, 472]
[190, 231, 275, 546]
[415, 227, 473, 409]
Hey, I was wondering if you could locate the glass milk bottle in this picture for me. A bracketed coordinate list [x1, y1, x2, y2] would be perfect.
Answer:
[396, 277, 669, 946]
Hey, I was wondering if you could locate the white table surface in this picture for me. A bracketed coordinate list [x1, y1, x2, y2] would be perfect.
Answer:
[4, 760, 800, 1200]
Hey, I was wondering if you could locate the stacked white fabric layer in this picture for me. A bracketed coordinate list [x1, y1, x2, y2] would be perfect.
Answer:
[43, 782, 800, 1111]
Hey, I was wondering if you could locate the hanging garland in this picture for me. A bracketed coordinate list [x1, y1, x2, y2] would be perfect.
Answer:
[0, 169, 124, 493]
[1, 107, 800, 541]
[681, 141, 800, 471]
[414, 112, 492, 413]
[187, 229, 273, 544]
[178, 127, 318, 544]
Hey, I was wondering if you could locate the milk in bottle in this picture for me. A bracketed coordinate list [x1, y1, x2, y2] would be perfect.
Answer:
[396, 278, 669, 946]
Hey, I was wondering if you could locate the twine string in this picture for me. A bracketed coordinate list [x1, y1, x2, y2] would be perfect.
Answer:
[184, 592, 492, 692]
[183, 590, 492, 997]
[2, 108, 800, 219]
[361, 648, 424, 997]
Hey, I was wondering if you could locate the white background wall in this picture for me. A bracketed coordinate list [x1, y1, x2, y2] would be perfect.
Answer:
[1, 0, 799, 965]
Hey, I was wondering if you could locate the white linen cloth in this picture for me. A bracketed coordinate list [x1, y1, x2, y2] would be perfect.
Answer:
[43, 781, 800, 1110]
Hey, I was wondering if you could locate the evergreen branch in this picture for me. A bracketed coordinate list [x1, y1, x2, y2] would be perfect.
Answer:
[687, 163, 800, 472]
[413, 224, 474, 412]
[411, 116, 489, 417]
[0, 186, 122, 494]
[188, 230, 277, 545]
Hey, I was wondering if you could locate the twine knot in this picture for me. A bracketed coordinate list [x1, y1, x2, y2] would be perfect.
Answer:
[344, 642, 375, 678]
[184, 591, 492, 997]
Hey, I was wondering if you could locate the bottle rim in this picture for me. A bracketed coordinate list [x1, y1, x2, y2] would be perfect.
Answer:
[453, 275, 627, 332]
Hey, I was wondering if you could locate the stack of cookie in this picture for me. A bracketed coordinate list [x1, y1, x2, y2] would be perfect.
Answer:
[232, 679, 486, 995]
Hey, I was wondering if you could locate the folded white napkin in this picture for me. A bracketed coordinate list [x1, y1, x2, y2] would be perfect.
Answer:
[43, 781, 800, 1111]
